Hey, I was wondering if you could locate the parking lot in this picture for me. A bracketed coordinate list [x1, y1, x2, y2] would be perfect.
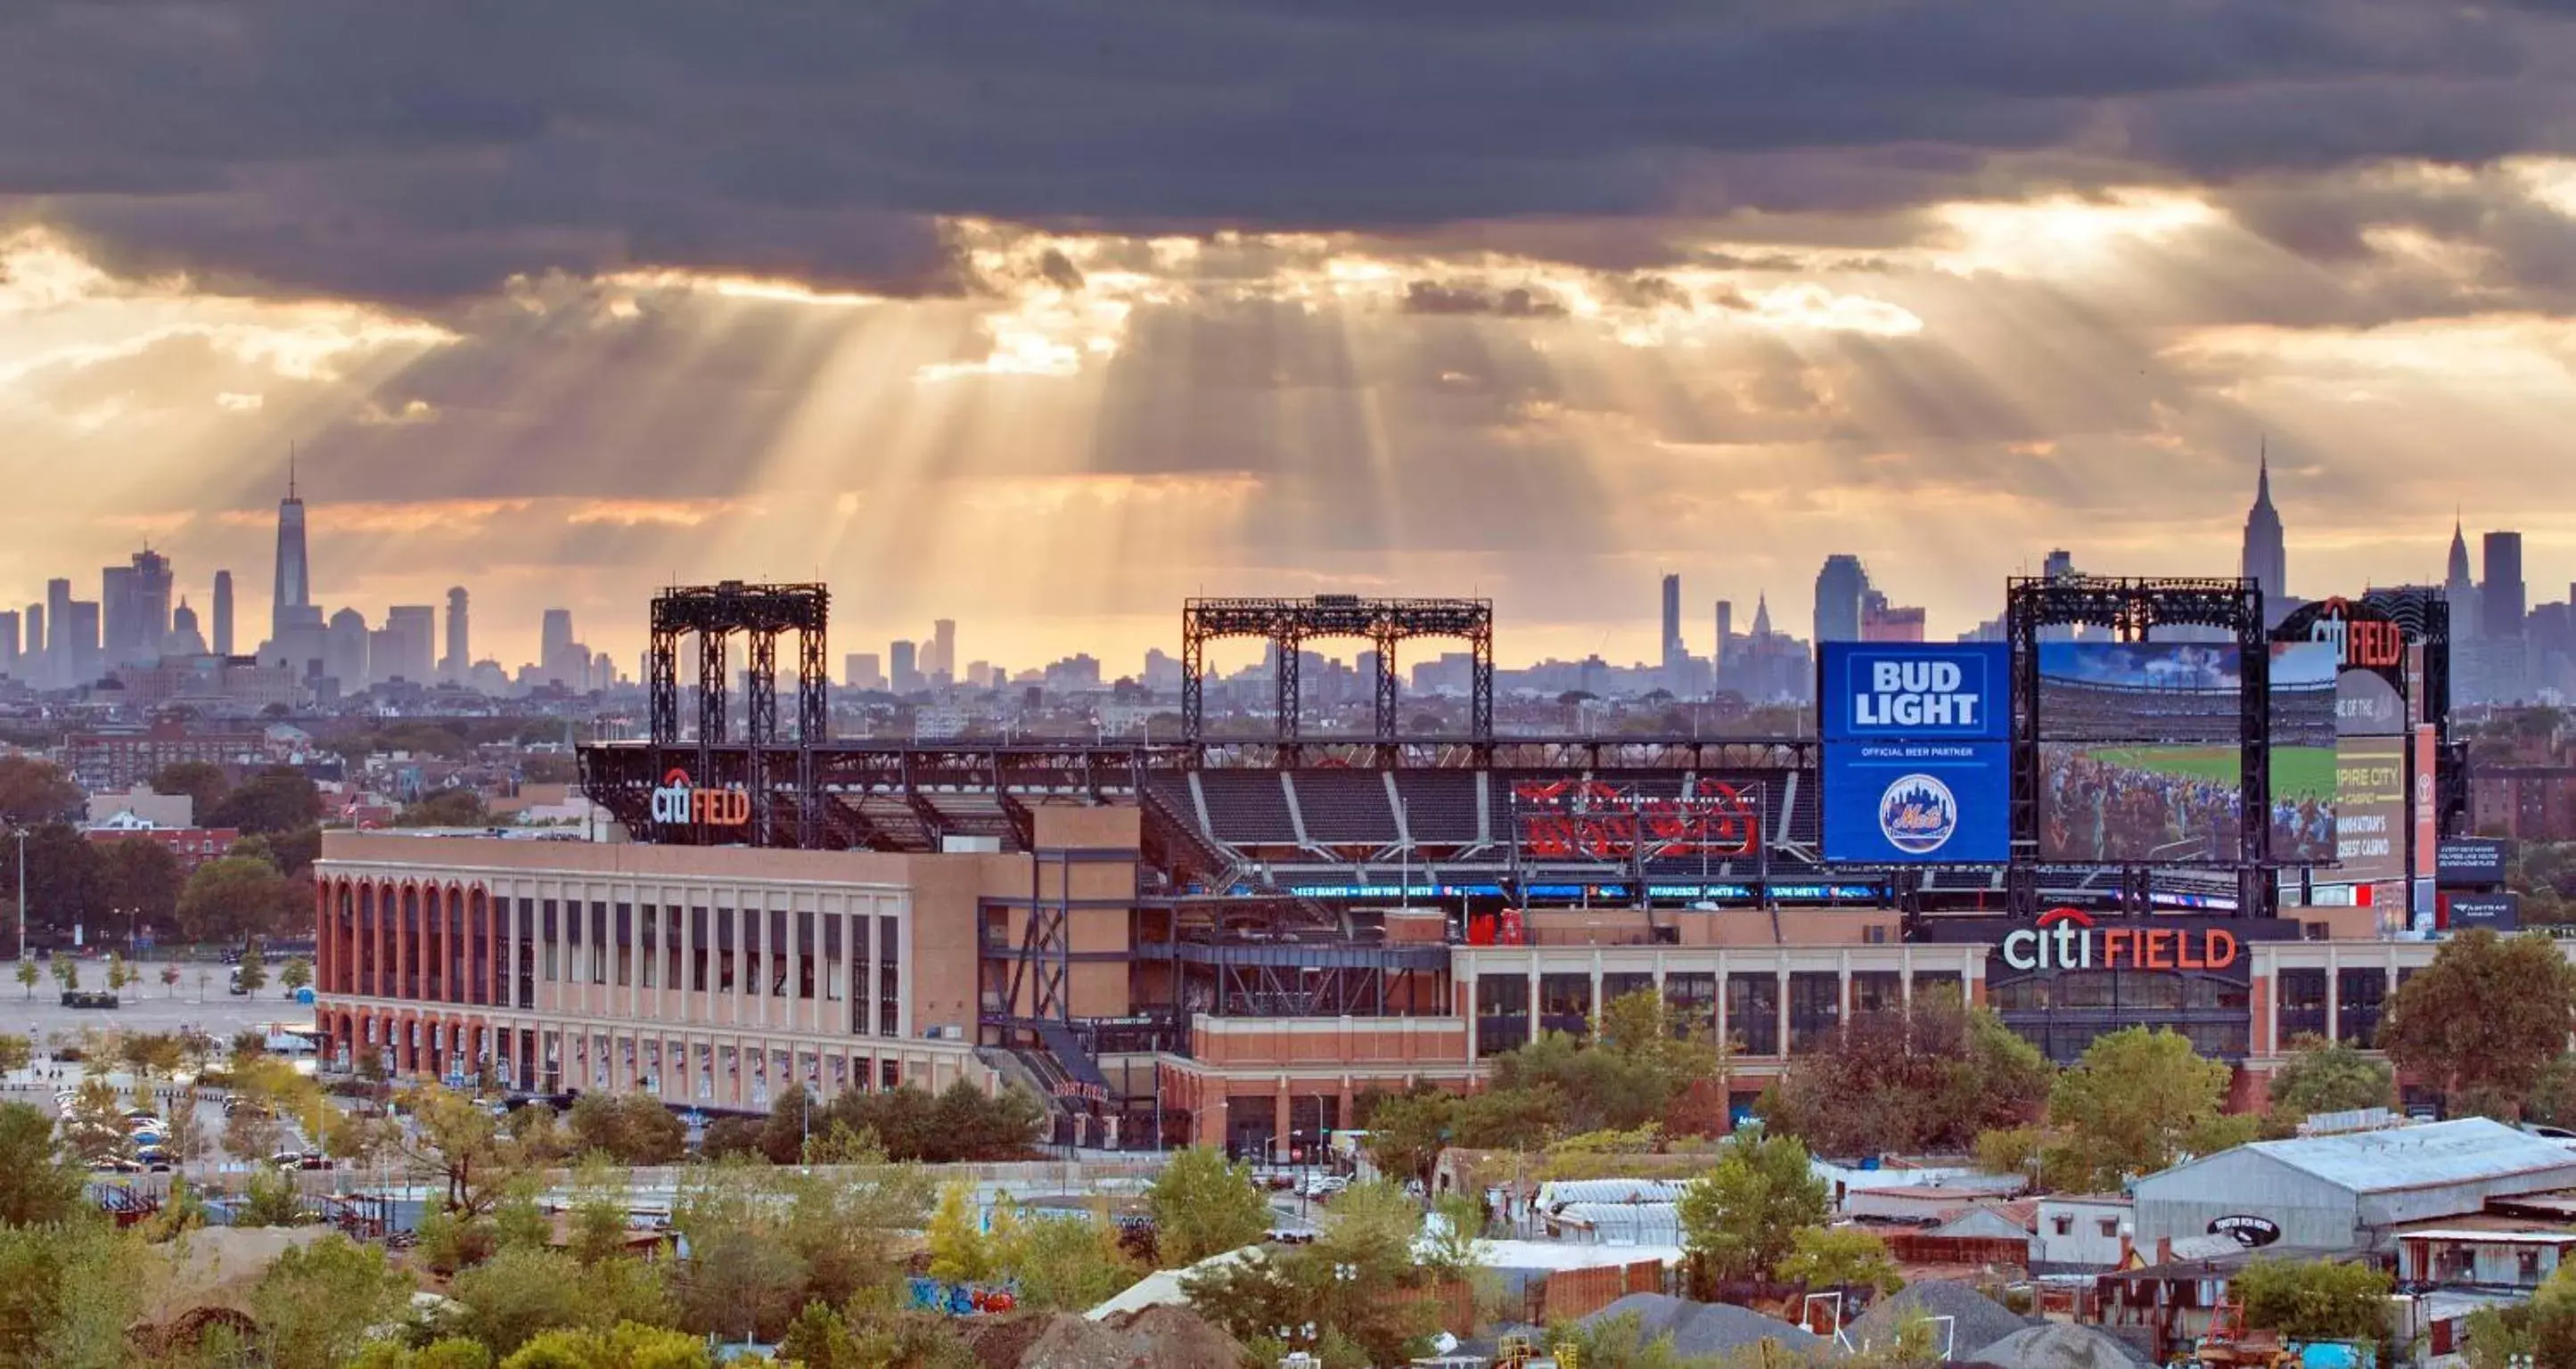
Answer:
[1, 958, 313, 1054]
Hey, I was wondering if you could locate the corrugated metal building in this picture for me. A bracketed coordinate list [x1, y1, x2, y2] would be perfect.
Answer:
[2133, 1119, 2576, 1254]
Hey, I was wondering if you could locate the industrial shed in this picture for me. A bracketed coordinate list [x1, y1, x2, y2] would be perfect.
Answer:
[2131, 1119, 2576, 1255]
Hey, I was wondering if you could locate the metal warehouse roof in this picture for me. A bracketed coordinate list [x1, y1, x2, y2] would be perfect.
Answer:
[2236, 1119, 2576, 1194]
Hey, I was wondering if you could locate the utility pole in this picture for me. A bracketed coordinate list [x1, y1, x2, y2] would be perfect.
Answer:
[12, 827, 25, 964]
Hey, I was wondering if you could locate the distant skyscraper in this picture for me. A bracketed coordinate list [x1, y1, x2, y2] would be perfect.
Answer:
[591, 651, 614, 690]
[62, 600, 100, 684]
[167, 599, 206, 655]
[45, 578, 71, 680]
[1814, 555, 1868, 644]
[2446, 520, 2480, 639]
[328, 608, 371, 689]
[272, 458, 312, 640]
[539, 608, 578, 684]
[100, 564, 135, 662]
[931, 619, 957, 681]
[443, 588, 471, 680]
[2240, 448, 2287, 618]
[1660, 574, 1684, 678]
[103, 547, 174, 666]
[0, 610, 17, 679]
[2483, 531, 2526, 640]
[384, 605, 438, 683]
[210, 570, 234, 656]
[21, 605, 40, 685]
[2043, 549, 2076, 581]
[890, 639, 920, 693]
[1713, 600, 1734, 676]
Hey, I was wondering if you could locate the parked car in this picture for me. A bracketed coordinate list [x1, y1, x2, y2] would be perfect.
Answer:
[89, 1157, 144, 1174]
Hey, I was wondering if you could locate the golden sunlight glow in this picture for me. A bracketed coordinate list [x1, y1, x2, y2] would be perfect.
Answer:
[1930, 190, 2220, 276]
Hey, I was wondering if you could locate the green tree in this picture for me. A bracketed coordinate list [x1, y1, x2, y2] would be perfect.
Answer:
[61, 1078, 128, 1162]
[251, 1234, 414, 1369]
[176, 856, 292, 943]
[669, 1157, 930, 1342]
[1485, 988, 1724, 1136]
[235, 950, 269, 999]
[1185, 1178, 1442, 1368]
[1677, 1128, 1830, 1281]
[0, 1216, 144, 1367]
[0, 758, 80, 826]
[92, 838, 181, 939]
[150, 760, 233, 818]
[500, 1322, 710, 1369]
[399, 1083, 554, 1216]
[1776, 1225, 1904, 1294]
[1144, 1145, 1273, 1267]
[450, 1247, 597, 1357]
[923, 1180, 1001, 1283]
[0, 1034, 27, 1078]
[240, 1166, 308, 1225]
[1011, 1207, 1144, 1311]
[2268, 1037, 2396, 1121]
[2533, 1258, 2576, 1367]
[12, 962, 32, 1000]
[101, 952, 128, 996]
[0, 1101, 86, 1225]
[2381, 929, 2576, 1116]
[2046, 1027, 2236, 1187]
[160, 1096, 209, 1168]
[1358, 1088, 1459, 1188]
[51, 955, 76, 994]
[1762, 989, 2052, 1157]
[207, 766, 324, 835]
[279, 955, 313, 995]
[567, 1094, 686, 1165]
[2235, 1258, 2392, 1344]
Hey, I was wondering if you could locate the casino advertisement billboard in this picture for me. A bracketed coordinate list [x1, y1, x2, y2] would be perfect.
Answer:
[1819, 644, 2011, 865]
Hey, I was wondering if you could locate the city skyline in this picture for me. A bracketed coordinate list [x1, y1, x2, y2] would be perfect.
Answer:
[0, 454, 2556, 680]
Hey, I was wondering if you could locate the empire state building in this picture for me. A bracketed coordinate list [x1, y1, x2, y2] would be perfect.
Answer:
[2241, 449, 2287, 623]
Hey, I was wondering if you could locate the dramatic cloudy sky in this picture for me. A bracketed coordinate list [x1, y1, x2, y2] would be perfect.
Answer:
[8, 2, 2576, 676]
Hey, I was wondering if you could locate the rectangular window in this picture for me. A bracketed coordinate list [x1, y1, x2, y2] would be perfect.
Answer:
[639, 905, 657, 988]
[2098, 1218, 2119, 1239]
[1788, 972, 1841, 1053]
[2279, 966, 2329, 1045]
[1538, 974, 1592, 1037]
[797, 911, 816, 1002]
[1850, 971, 1903, 1015]
[2053, 1216, 2073, 1236]
[1727, 974, 1780, 1056]
[691, 906, 709, 992]
[850, 915, 869, 1034]
[2338, 967, 2389, 1046]
[824, 914, 844, 1003]
[771, 910, 790, 997]
[591, 902, 609, 984]
[614, 902, 633, 987]
[543, 899, 561, 982]
[718, 909, 737, 992]
[1475, 977, 1530, 1058]
[880, 1058, 899, 1091]
[1913, 971, 1963, 1003]
[878, 914, 900, 1037]
[1662, 973, 1716, 1040]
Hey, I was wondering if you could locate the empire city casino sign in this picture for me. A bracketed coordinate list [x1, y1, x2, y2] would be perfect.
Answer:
[650, 768, 751, 827]
[2000, 907, 2242, 973]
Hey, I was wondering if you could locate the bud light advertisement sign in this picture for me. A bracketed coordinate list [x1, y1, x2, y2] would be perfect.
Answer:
[1822, 741, 2011, 864]
[1820, 644, 2012, 742]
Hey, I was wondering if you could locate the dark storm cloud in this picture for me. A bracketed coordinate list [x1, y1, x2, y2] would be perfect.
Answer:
[4, 1, 2573, 302]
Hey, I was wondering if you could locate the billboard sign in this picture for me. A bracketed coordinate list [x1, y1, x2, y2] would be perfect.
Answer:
[2447, 892, 2521, 931]
[2037, 643, 2244, 743]
[2437, 838, 2508, 888]
[1821, 740, 2010, 864]
[1819, 644, 2011, 742]
[2331, 737, 2408, 885]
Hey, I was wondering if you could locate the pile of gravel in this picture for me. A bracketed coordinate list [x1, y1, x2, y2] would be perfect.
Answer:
[1579, 1292, 1826, 1361]
[1842, 1280, 2035, 1361]
[1969, 1324, 2153, 1369]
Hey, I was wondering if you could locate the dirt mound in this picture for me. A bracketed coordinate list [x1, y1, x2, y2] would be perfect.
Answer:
[965, 1306, 1243, 1369]
[1105, 1303, 1245, 1369]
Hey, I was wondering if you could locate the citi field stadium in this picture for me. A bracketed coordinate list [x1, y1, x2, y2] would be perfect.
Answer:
[308, 581, 2506, 1154]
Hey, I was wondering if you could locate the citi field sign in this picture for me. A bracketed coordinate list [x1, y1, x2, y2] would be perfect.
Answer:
[2000, 907, 2242, 973]
[650, 769, 751, 826]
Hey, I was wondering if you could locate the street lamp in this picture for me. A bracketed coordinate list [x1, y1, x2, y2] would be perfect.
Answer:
[11, 826, 26, 964]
